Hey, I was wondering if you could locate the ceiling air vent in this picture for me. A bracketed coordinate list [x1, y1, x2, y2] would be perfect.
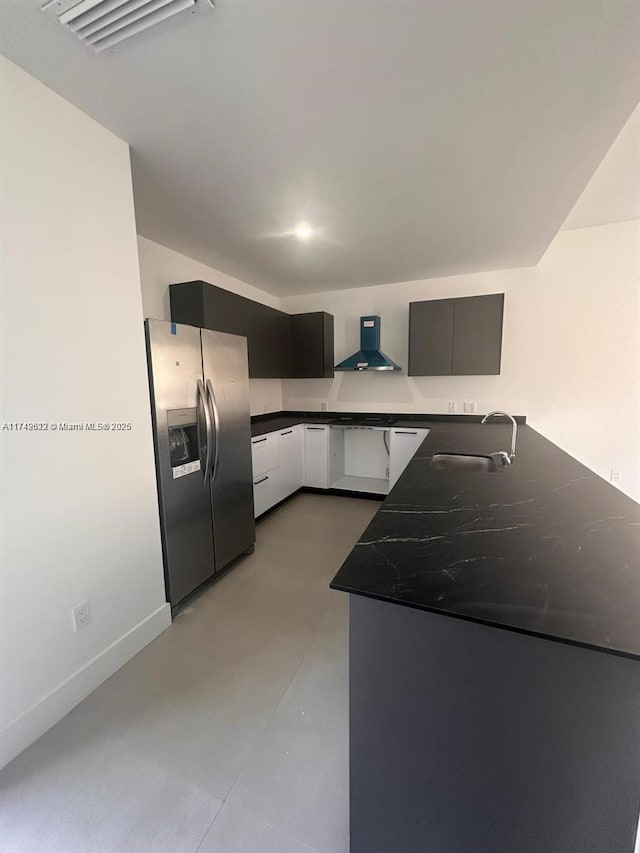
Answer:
[41, 0, 204, 53]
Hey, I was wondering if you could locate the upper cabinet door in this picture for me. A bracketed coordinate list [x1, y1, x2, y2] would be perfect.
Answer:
[273, 310, 293, 378]
[452, 294, 504, 376]
[290, 312, 335, 378]
[408, 293, 504, 376]
[408, 298, 455, 376]
[246, 302, 277, 379]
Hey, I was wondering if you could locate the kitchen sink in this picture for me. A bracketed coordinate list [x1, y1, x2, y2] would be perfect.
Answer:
[430, 453, 501, 473]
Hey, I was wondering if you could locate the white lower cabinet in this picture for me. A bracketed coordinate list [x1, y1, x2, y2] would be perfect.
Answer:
[252, 432, 280, 517]
[252, 421, 426, 513]
[389, 428, 430, 489]
[251, 432, 279, 477]
[252, 425, 307, 518]
[304, 424, 330, 488]
[252, 466, 282, 518]
[329, 427, 389, 495]
[279, 425, 304, 498]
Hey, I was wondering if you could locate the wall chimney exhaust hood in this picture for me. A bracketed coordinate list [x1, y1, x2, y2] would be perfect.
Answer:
[334, 316, 401, 371]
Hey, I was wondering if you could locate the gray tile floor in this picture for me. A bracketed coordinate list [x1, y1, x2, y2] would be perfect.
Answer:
[0, 494, 379, 853]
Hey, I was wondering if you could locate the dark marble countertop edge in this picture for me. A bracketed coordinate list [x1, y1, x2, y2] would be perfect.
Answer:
[328, 584, 640, 662]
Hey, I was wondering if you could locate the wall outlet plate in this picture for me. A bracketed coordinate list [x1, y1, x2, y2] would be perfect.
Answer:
[610, 469, 621, 484]
[73, 600, 91, 632]
[464, 401, 477, 414]
[321, 402, 328, 411]
[448, 402, 457, 413]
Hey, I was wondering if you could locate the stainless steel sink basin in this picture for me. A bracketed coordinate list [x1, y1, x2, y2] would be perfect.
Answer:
[430, 453, 499, 473]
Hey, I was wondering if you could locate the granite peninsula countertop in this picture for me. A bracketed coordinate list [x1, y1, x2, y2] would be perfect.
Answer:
[329, 421, 640, 660]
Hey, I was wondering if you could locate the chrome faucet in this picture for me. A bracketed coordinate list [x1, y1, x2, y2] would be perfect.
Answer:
[481, 410, 517, 465]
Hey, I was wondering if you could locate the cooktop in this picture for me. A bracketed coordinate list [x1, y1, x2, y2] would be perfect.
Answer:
[329, 415, 397, 426]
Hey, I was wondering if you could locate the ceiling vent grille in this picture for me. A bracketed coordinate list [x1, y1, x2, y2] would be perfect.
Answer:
[41, 0, 201, 52]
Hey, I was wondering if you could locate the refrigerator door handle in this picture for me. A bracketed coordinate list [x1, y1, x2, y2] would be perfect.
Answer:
[197, 379, 212, 483]
[206, 378, 221, 482]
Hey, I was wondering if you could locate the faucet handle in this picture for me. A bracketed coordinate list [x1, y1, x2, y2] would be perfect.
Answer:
[492, 451, 512, 466]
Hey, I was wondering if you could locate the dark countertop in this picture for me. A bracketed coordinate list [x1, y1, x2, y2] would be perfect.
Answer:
[329, 421, 640, 660]
[250, 411, 401, 437]
[250, 410, 498, 437]
[251, 414, 311, 437]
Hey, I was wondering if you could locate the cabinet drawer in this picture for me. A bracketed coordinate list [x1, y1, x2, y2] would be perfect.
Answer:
[253, 468, 282, 518]
[251, 432, 279, 477]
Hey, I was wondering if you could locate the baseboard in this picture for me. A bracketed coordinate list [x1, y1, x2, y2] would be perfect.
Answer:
[302, 486, 385, 501]
[255, 487, 385, 523]
[0, 602, 171, 770]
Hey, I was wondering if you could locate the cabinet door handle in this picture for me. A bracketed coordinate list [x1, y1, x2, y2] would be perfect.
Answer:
[395, 430, 418, 435]
[281, 430, 293, 436]
[306, 427, 325, 431]
[254, 475, 269, 485]
[252, 436, 268, 444]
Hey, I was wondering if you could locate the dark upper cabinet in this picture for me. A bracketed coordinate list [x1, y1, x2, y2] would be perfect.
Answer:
[247, 301, 281, 379]
[169, 280, 281, 377]
[408, 298, 455, 376]
[408, 293, 504, 376]
[452, 294, 504, 375]
[273, 310, 293, 378]
[169, 281, 332, 379]
[290, 313, 334, 379]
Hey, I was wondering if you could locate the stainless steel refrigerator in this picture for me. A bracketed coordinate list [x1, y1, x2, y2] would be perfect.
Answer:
[145, 319, 255, 610]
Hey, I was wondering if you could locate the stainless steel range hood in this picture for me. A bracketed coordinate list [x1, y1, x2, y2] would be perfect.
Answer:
[334, 316, 401, 371]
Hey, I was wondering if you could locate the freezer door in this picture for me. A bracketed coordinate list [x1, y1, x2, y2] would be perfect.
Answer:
[145, 320, 216, 606]
[201, 329, 255, 570]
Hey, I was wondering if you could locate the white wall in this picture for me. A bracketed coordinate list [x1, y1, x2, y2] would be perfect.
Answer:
[280, 219, 640, 502]
[138, 234, 281, 319]
[281, 268, 535, 417]
[0, 58, 170, 768]
[247, 378, 284, 416]
[526, 220, 639, 500]
[137, 235, 283, 415]
[562, 102, 640, 230]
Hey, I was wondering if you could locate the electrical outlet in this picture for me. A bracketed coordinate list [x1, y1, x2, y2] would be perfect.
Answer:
[73, 600, 91, 632]
[385, 466, 390, 478]
[448, 402, 457, 414]
[464, 401, 477, 414]
[321, 402, 328, 412]
[610, 469, 621, 484]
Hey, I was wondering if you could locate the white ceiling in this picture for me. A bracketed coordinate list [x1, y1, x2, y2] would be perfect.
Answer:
[2, 0, 640, 296]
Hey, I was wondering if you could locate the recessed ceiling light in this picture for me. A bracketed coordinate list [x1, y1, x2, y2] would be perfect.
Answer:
[294, 224, 314, 241]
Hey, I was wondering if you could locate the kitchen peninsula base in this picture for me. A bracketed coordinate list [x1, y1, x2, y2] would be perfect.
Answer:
[349, 595, 640, 853]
